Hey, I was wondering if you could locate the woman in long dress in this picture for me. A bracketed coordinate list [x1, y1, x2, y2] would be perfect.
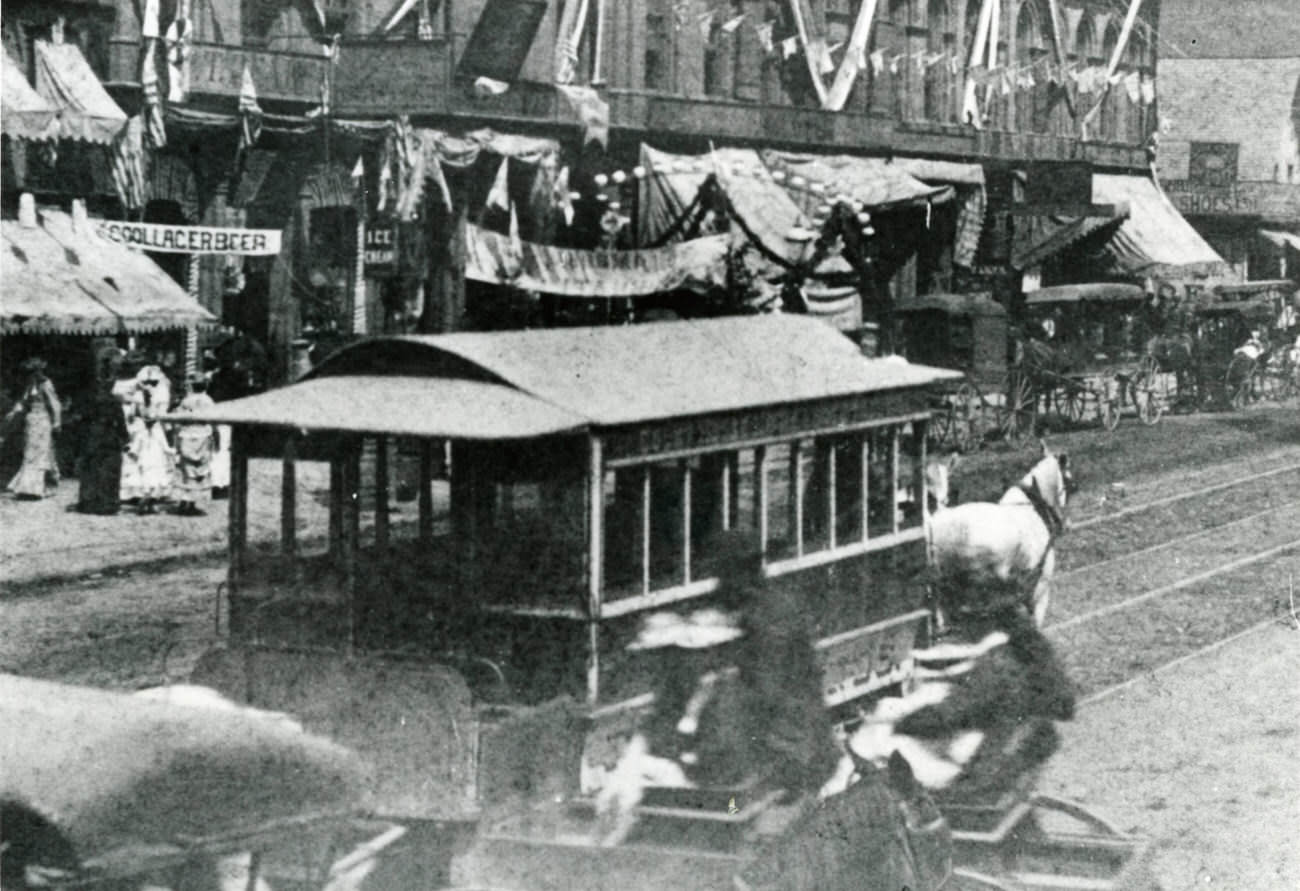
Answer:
[173, 375, 217, 516]
[76, 360, 130, 514]
[4, 358, 62, 499]
[130, 365, 175, 514]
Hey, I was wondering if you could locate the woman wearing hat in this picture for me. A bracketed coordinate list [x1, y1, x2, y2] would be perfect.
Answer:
[128, 364, 175, 514]
[4, 358, 62, 499]
[172, 374, 217, 516]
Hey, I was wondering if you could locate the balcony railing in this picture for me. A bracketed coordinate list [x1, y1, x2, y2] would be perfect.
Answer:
[107, 38, 329, 105]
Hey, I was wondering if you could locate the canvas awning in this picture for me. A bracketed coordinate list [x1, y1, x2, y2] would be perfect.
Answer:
[1023, 283, 1147, 305]
[1092, 174, 1227, 277]
[763, 151, 953, 211]
[2, 209, 217, 335]
[33, 38, 127, 144]
[1259, 229, 1300, 252]
[1011, 208, 1127, 271]
[3, 50, 59, 141]
[465, 226, 729, 297]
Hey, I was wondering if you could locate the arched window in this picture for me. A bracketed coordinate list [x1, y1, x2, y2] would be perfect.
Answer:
[1099, 21, 1121, 141]
[1014, 0, 1052, 133]
[924, 0, 957, 122]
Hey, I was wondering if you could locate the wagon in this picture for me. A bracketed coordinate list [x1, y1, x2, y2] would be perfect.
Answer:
[1192, 295, 1286, 409]
[166, 314, 1149, 889]
[895, 293, 1037, 452]
[0, 673, 404, 891]
[1019, 283, 1162, 431]
[1201, 280, 1300, 404]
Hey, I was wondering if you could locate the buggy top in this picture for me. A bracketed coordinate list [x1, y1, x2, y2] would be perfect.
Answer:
[0, 674, 368, 879]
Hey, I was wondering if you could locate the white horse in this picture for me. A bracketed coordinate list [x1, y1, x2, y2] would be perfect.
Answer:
[927, 442, 1073, 628]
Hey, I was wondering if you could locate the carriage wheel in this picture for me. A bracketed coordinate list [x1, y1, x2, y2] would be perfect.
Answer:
[952, 382, 983, 453]
[1000, 371, 1037, 444]
[1134, 355, 1164, 426]
[1225, 355, 1256, 410]
[1100, 396, 1121, 432]
[1059, 385, 1087, 424]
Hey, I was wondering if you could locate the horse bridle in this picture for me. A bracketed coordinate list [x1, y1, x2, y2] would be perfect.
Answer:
[1017, 476, 1065, 539]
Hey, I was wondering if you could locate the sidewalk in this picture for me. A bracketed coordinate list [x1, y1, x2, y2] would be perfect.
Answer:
[0, 460, 330, 589]
[1037, 618, 1300, 891]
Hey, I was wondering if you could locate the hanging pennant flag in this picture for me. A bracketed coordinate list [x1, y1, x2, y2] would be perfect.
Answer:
[164, 0, 192, 103]
[855, 42, 869, 72]
[487, 158, 511, 212]
[914, 51, 926, 72]
[1123, 69, 1141, 103]
[698, 11, 714, 41]
[1108, 70, 1123, 86]
[721, 13, 746, 33]
[237, 63, 262, 151]
[673, 0, 690, 29]
[1140, 76, 1155, 105]
[962, 0, 996, 128]
[948, 53, 960, 75]
[509, 202, 523, 255]
[557, 84, 610, 147]
[755, 21, 775, 53]
[870, 49, 884, 75]
[781, 36, 799, 59]
[889, 54, 901, 74]
[553, 166, 574, 226]
[1001, 70, 1013, 94]
[351, 156, 366, 210]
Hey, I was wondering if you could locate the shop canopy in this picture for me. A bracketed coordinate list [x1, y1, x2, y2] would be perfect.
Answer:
[465, 225, 729, 297]
[761, 151, 953, 212]
[2, 209, 217, 335]
[1092, 174, 1227, 277]
[1259, 229, 1300, 252]
[3, 50, 60, 141]
[182, 315, 959, 439]
[33, 38, 127, 144]
[1011, 206, 1128, 271]
[1023, 283, 1147, 305]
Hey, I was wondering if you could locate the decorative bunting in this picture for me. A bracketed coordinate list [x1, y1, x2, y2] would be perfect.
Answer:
[474, 76, 511, 96]
[781, 36, 799, 59]
[164, 0, 192, 103]
[557, 84, 610, 148]
[487, 158, 511, 212]
[1140, 76, 1156, 105]
[755, 21, 775, 53]
[721, 13, 746, 33]
[1123, 70, 1141, 103]
[237, 63, 262, 152]
[142, 40, 167, 149]
[553, 166, 575, 226]
[698, 11, 714, 41]
[870, 50, 885, 75]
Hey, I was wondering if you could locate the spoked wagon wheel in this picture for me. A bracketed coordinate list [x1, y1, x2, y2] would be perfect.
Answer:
[1098, 382, 1122, 432]
[999, 370, 1037, 444]
[1224, 354, 1257, 410]
[1059, 384, 1087, 425]
[951, 382, 984, 453]
[1133, 355, 1164, 426]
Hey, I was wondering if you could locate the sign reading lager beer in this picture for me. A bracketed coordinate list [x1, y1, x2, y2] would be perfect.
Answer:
[97, 221, 283, 255]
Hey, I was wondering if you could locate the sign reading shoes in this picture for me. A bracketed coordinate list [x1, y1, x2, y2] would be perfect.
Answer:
[97, 222, 283, 255]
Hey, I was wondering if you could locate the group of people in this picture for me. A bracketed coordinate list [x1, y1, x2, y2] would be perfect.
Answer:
[3, 352, 229, 517]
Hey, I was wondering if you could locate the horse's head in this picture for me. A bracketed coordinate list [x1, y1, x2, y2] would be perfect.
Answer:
[1025, 440, 1075, 514]
[924, 453, 959, 515]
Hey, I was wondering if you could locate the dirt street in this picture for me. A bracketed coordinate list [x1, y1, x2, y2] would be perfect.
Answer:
[1040, 620, 1300, 891]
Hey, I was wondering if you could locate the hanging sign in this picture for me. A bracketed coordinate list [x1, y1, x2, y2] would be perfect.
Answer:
[97, 221, 283, 255]
[364, 222, 398, 271]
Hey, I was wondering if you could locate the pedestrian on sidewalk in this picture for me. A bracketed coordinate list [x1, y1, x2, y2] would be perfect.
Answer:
[115, 352, 146, 505]
[130, 364, 175, 515]
[172, 373, 217, 517]
[75, 354, 130, 515]
[3, 357, 62, 500]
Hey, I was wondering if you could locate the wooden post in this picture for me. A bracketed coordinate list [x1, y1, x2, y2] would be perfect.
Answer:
[375, 435, 390, 549]
[861, 436, 871, 542]
[587, 436, 604, 705]
[227, 429, 249, 635]
[641, 466, 652, 595]
[342, 441, 361, 650]
[681, 461, 692, 584]
[790, 441, 804, 557]
[891, 426, 901, 535]
[281, 435, 297, 562]
[329, 455, 343, 561]
[755, 446, 768, 554]
[827, 441, 837, 550]
[419, 440, 434, 544]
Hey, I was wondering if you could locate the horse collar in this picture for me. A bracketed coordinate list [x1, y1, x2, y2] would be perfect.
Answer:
[1017, 479, 1064, 537]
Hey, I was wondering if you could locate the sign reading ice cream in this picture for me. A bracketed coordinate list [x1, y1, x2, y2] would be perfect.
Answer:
[97, 221, 283, 255]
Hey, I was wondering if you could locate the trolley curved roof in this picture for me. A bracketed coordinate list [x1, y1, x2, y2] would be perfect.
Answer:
[0, 674, 367, 869]
[896, 292, 1007, 317]
[176, 315, 960, 439]
[1022, 283, 1147, 305]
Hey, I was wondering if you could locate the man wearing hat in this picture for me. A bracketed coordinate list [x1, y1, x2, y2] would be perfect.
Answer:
[4, 358, 62, 499]
[172, 373, 218, 516]
[75, 351, 131, 514]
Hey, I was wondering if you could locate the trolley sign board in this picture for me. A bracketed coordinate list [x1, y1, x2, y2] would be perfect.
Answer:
[97, 222, 283, 255]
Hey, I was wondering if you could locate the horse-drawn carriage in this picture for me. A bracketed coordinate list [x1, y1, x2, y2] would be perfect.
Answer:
[895, 293, 1037, 453]
[1018, 284, 1162, 432]
[152, 315, 1151, 889]
[0, 673, 405, 891]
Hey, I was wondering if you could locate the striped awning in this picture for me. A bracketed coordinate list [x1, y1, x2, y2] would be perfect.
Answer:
[2, 50, 59, 141]
[1092, 174, 1227, 277]
[33, 39, 126, 144]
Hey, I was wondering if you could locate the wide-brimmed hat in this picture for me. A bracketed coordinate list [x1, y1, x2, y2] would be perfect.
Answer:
[20, 357, 48, 373]
[627, 608, 744, 651]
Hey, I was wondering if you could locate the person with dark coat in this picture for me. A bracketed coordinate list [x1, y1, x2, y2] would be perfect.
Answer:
[74, 357, 131, 514]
